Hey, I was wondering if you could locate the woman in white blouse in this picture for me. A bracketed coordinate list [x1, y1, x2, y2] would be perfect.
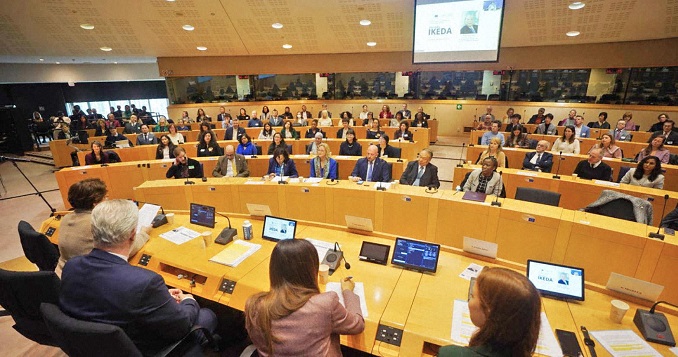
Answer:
[318, 110, 333, 126]
[258, 122, 275, 140]
[166, 124, 185, 145]
[551, 125, 580, 154]
[620, 156, 664, 189]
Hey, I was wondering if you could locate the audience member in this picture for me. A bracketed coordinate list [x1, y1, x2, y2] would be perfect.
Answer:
[268, 133, 289, 155]
[522, 140, 553, 172]
[281, 120, 299, 140]
[476, 114, 493, 131]
[339, 128, 362, 156]
[258, 122, 275, 140]
[237, 108, 250, 122]
[559, 109, 577, 126]
[609, 119, 632, 141]
[153, 116, 169, 132]
[397, 104, 411, 119]
[197, 131, 222, 157]
[224, 118, 246, 141]
[476, 137, 506, 168]
[622, 112, 637, 131]
[588, 133, 621, 159]
[213, 145, 250, 177]
[104, 127, 130, 147]
[196, 108, 210, 122]
[305, 119, 325, 138]
[379, 104, 393, 119]
[136, 124, 158, 145]
[501, 107, 515, 124]
[648, 113, 670, 132]
[84, 141, 111, 165]
[551, 125, 580, 154]
[637, 135, 670, 164]
[166, 147, 203, 179]
[534, 114, 557, 135]
[269, 109, 284, 127]
[399, 148, 440, 188]
[394, 121, 414, 142]
[307, 132, 324, 155]
[527, 107, 546, 124]
[653, 119, 678, 145]
[366, 118, 385, 140]
[588, 112, 611, 129]
[504, 125, 529, 148]
[267, 147, 299, 178]
[167, 123, 185, 145]
[248, 110, 263, 127]
[412, 112, 429, 128]
[573, 148, 612, 180]
[481, 121, 505, 146]
[620, 156, 664, 189]
[462, 157, 503, 196]
[318, 110, 333, 126]
[336, 119, 351, 139]
[573, 115, 590, 138]
[309, 143, 338, 179]
[317, 103, 332, 119]
[377, 135, 399, 158]
[504, 114, 525, 133]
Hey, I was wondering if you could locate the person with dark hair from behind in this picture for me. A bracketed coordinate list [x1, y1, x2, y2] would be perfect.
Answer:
[438, 267, 541, 357]
[85, 141, 111, 165]
[522, 140, 553, 172]
[245, 239, 364, 356]
[60, 199, 217, 356]
[339, 128, 362, 156]
[462, 157, 503, 196]
[620, 156, 664, 189]
[267, 147, 299, 178]
[377, 135, 399, 158]
[588, 112, 611, 129]
[155, 134, 176, 160]
[573, 148, 612, 180]
[399, 148, 440, 188]
[166, 147, 203, 179]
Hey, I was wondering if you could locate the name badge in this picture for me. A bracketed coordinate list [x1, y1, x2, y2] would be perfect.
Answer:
[200, 149, 205, 152]
[668, 141, 674, 145]
[188, 165, 195, 169]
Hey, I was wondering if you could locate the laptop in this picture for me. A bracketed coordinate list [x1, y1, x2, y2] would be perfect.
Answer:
[345, 215, 374, 232]
[462, 191, 487, 202]
[115, 140, 130, 148]
[262, 215, 297, 242]
[526, 259, 585, 301]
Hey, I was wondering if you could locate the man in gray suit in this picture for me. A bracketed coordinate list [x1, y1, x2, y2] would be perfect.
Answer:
[136, 124, 158, 145]
[609, 119, 632, 142]
[212, 145, 250, 177]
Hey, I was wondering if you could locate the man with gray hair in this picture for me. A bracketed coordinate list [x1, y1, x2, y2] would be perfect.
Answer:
[59, 199, 217, 355]
[573, 148, 612, 180]
[399, 148, 440, 188]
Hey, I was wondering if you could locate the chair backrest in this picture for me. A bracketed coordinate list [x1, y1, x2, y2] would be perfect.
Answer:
[585, 198, 637, 222]
[515, 187, 561, 207]
[391, 147, 402, 159]
[669, 154, 678, 165]
[617, 166, 632, 182]
[255, 145, 262, 155]
[0, 268, 61, 345]
[40, 303, 142, 357]
[459, 172, 472, 189]
[286, 144, 293, 154]
[18, 220, 59, 271]
[106, 150, 121, 163]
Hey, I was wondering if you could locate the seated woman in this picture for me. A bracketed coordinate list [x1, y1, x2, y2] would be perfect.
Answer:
[637, 135, 670, 164]
[155, 134, 176, 159]
[462, 157, 503, 196]
[476, 137, 506, 168]
[412, 112, 428, 128]
[267, 147, 299, 178]
[389, 112, 403, 127]
[318, 110, 333, 126]
[245, 239, 364, 356]
[280, 120, 299, 140]
[56, 178, 148, 276]
[258, 122, 275, 140]
[620, 156, 664, 189]
[57, 123, 72, 139]
[84, 141, 111, 165]
[362, 111, 374, 126]
[197, 122, 212, 142]
[438, 267, 541, 357]
[366, 118, 384, 140]
[237, 134, 258, 156]
[551, 125, 580, 154]
[175, 118, 191, 131]
[588, 133, 622, 158]
[340, 111, 355, 127]
[309, 143, 338, 180]
[237, 108, 250, 122]
[379, 104, 393, 119]
[104, 127, 131, 147]
[94, 119, 108, 136]
[339, 128, 362, 156]
[504, 125, 529, 148]
[268, 133, 289, 155]
[196, 131, 222, 157]
[167, 123, 185, 145]
[393, 121, 414, 142]
[377, 135, 399, 158]
[153, 116, 169, 132]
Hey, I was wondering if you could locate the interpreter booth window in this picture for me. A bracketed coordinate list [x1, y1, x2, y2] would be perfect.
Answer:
[416, 71, 484, 99]
[332, 72, 396, 99]
[501, 69, 591, 103]
[252, 74, 317, 101]
[624, 67, 677, 105]
[166, 76, 238, 104]
[66, 99, 169, 120]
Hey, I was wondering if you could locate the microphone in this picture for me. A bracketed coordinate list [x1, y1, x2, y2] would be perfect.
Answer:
[491, 171, 502, 207]
[0, 155, 31, 162]
[649, 194, 670, 240]
[634, 300, 677, 346]
[150, 205, 168, 228]
[522, 109, 526, 124]
[552, 151, 563, 179]
[214, 212, 237, 244]
[184, 176, 195, 185]
[321, 242, 350, 274]
[456, 143, 466, 168]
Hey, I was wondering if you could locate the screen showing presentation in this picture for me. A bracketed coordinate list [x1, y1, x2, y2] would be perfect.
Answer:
[262, 215, 297, 242]
[391, 237, 441, 273]
[190, 203, 215, 228]
[413, 0, 505, 63]
[527, 260, 585, 301]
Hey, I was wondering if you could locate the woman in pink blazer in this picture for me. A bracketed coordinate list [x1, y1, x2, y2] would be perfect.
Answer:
[245, 239, 364, 356]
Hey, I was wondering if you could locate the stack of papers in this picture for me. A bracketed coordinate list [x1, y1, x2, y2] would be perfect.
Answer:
[305, 238, 334, 262]
[589, 330, 661, 357]
[326, 282, 369, 318]
[159, 227, 201, 245]
[137, 203, 160, 233]
[209, 240, 261, 267]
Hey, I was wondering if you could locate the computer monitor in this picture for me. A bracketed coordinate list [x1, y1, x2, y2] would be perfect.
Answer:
[262, 215, 297, 242]
[391, 237, 441, 273]
[189, 203, 215, 228]
[526, 259, 585, 301]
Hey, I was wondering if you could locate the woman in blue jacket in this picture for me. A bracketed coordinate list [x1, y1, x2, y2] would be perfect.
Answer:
[309, 143, 338, 179]
[237, 134, 258, 155]
[267, 147, 298, 178]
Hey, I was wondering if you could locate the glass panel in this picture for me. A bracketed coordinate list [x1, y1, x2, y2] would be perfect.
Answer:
[415, 71, 484, 99]
[166, 76, 238, 104]
[109, 100, 130, 116]
[625, 67, 677, 105]
[148, 98, 169, 119]
[70, 102, 89, 116]
[253, 74, 317, 100]
[88, 101, 110, 118]
[333, 72, 396, 99]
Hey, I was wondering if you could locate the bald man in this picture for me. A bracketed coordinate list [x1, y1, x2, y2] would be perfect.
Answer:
[349, 145, 392, 182]
[212, 144, 250, 177]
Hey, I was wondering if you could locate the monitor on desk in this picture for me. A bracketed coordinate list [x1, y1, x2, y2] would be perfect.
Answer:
[527, 259, 585, 301]
[262, 215, 297, 242]
[391, 237, 441, 273]
[190, 203, 215, 228]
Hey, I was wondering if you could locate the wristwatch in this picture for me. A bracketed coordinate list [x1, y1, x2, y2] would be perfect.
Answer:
[581, 326, 597, 357]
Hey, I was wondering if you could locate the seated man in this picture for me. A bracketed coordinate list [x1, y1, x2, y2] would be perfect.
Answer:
[573, 115, 591, 138]
[212, 145, 249, 177]
[336, 119, 351, 139]
[534, 114, 558, 135]
[59, 199, 217, 356]
[136, 124, 158, 145]
[349, 144, 392, 183]
[166, 147, 203, 179]
[653, 119, 678, 145]
[528, 107, 546, 124]
[399, 148, 440, 188]
[609, 119, 632, 142]
[573, 148, 612, 181]
[224, 118, 246, 141]
[480, 120, 505, 146]
[522, 140, 554, 172]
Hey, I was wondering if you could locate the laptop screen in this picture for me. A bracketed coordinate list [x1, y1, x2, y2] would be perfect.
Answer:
[190, 203, 215, 228]
[391, 237, 440, 273]
[527, 259, 585, 301]
[262, 215, 297, 242]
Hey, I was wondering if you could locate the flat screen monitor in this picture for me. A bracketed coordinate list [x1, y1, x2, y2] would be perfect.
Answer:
[413, 0, 505, 64]
[262, 215, 297, 242]
[527, 259, 585, 301]
[391, 237, 441, 273]
[189, 203, 215, 228]
[359, 241, 391, 265]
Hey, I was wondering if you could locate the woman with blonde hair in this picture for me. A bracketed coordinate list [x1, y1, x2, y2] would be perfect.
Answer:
[309, 142, 338, 179]
[476, 137, 506, 168]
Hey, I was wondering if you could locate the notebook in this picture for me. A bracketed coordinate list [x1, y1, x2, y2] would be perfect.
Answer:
[462, 191, 487, 202]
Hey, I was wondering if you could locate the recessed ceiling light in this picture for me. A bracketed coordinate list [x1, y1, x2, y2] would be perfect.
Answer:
[197, 46, 207, 51]
[366, 41, 377, 47]
[282, 44, 292, 49]
[272, 23, 283, 29]
[39, 58, 44, 61]
[80, 24, 94, 30]
[569, 2, 585, 10]
[566, 31, 580, 37]
[55, 62, 60, 64]
[182, 24, 194, 31]
[100, 47, 112, 51]
[360, 19, 371, 26]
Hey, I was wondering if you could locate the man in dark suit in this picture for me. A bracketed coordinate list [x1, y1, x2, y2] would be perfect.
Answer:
[522, 140, 554, 172]
[399, 149, 440, 188]
[336, 119, 350, 139]
[460, 13, 478, 34]
[349, 145, 392, 182]
[653, 120, 678, 145]
[224, 118, 246, 141]
[216, 106, 230, 123]
[136, 124, 158, 145]
[59, 199, 217, 355]
[166, 147, 203, 179]
[573, 148, 612, 180]
[212, 145, 249, 177]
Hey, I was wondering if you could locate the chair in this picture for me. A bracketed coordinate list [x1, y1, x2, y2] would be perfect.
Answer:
[18, 220, 59, 271]
[669, 154, 678, 165]
[583, 190, 652, 224]
[0, 268, 61, 346]
[106, 151, 122, 163]
[617, 166, 631, 182]
[515, 187, 561, 207]
[286, 144, 293, 154]
[255, 145, 262, 155]
[391, 147, 402, 159]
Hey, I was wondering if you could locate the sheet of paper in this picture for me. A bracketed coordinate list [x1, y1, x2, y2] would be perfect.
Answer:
[589, 330, 661, 357]
[373, 182, 392, 190]
[159, 226, 201, 245]
[271, 176, 288, 182]
[209, 240, 261, 267]
[451, 300, 561, 357]
[137, 203, 160, 233]
[288, 178, 301, 183]
[244, 180, 265, 185]
[326, 282, 368, 318]
[516, 171, 538, 177]
[303, 177, 323, 183]
[594, 180, 621, 187]
[669, 347, 678, 356]
[305, 238, 334, 263]
[459, 263, 484, 281]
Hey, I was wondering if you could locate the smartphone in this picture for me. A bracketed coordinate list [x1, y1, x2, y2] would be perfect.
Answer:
[555, 329, 582, 357]
[356, 181, 364, 185]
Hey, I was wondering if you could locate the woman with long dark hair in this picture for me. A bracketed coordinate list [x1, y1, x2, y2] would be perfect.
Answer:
[620, 156, 664, 189]
[196, 131, 221, 157]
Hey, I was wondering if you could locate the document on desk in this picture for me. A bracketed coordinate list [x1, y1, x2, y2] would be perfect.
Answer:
[373, 182, 391, 190]
[303, 177, 323, 184]
[137, 203, 160, 233]
[159, 226, 201, 245]
[451, 300, 561, 356]
[589, 330, 661, 357]
[305, 238, 334, 262]
[326, 282, 368, 318]
[244, 180, 265, 185]
[594, 179, 621, 187]
[209, 240, 261, 267]
[459, 263, 484, 281]
[271, 176, 289, 182]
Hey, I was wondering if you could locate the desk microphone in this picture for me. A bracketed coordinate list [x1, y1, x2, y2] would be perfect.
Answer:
[456, 143, 466, 168]
[149, 205, 168, 228]
[321, 242, 351, 274]
[215, 212, 237, 244]
[491, 171, 503, 207]
[552, 151, 563, 179]
[649, 194, 670, 240]
[634, 300, 676, 346]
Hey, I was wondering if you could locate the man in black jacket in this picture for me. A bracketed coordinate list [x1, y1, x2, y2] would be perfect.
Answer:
[166, 147, 203, 179]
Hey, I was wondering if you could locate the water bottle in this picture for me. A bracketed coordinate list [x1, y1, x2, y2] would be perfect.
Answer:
[242, 220, 253, 240]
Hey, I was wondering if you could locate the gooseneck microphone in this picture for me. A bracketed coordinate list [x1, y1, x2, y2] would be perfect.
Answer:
[552, 151, 563, 179]
[456, 143, 466, 168]
[491, 171, 503, 207]
[649, 194, 670, 240]
[634, 300, 677, 346]
[214, 212, 237, 244]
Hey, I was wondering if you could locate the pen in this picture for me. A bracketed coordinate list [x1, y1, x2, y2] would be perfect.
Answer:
[346, 276, 353, 280]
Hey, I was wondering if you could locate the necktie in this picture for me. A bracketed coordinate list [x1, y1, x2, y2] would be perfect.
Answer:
[616, 130, 621, 140]
[536, 153, 541, 162]
[366, 162, 374, 182]
[144, 134, 148, 142]
[413, 166, 424, 186]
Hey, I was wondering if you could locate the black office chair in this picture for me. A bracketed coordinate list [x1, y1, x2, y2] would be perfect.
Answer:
[391, 147, 402, 159]
[515, 187, 561, 207]
[0, 268, 61, 346]
[286, 144, 293, 154]
[255, 145, 262, 155]
[617, 166, 631, 183]
[106, 150, 122, 163]
[669, 153, 678, 165]
[18, 220, 59, 271]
